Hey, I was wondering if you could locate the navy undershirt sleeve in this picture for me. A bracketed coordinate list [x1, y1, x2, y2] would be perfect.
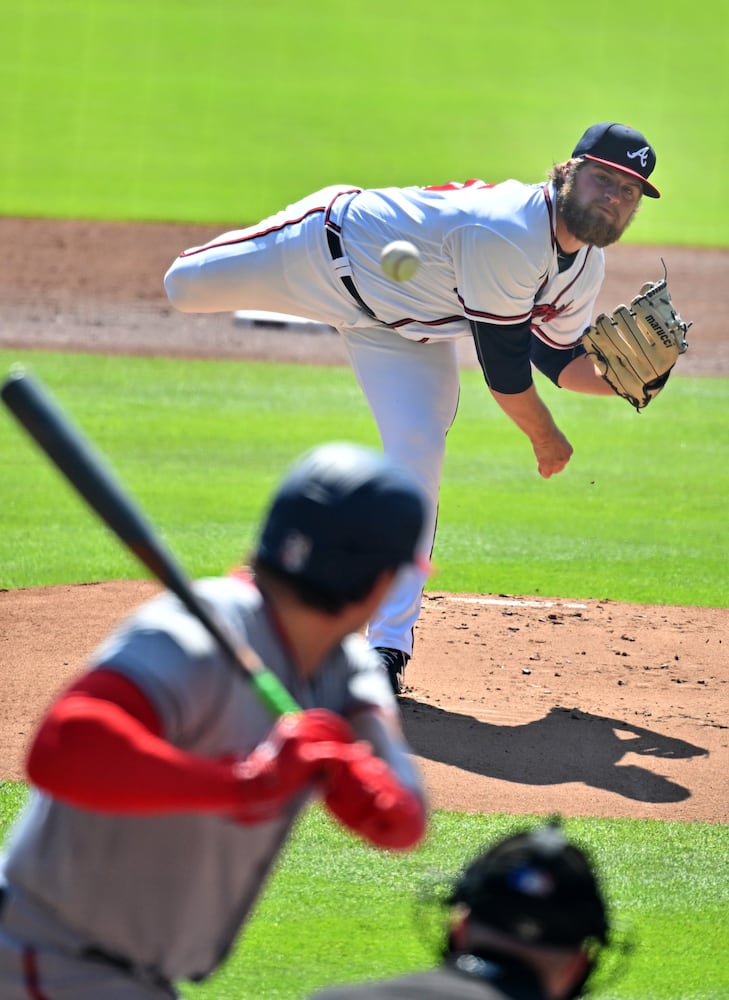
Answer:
[470, 320, 589, 391]
[530, 336, 587, 386]
[469, 319, 533, 394]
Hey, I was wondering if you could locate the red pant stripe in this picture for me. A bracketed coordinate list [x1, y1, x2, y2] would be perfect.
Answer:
[22, 948, 51, 1000]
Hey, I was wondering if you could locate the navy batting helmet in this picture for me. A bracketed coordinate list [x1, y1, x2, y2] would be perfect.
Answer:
[256, 442, 427, 604]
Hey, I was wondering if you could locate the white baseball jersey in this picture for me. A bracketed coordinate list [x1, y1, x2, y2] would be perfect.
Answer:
[337, 180, 604, 345]
[0, 575, 415, 993]
[165, 180, 604, 348]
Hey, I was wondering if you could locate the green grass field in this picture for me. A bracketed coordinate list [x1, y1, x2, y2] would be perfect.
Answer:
[2, 2, 728, 997]
[2, 351, 727, 607]
[1, 788, 727, 1000]
[184, 811, 729, 1000]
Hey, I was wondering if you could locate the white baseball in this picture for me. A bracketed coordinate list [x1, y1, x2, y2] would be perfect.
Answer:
[379, 240, 420, 282]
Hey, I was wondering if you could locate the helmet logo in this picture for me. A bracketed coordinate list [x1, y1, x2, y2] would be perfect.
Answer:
[279, 531, 312, 572]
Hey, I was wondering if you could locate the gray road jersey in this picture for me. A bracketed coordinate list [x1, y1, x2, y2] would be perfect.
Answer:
[0, 576, 396, 982]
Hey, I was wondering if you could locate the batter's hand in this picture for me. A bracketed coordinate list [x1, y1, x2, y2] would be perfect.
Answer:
[532, 427, 573, 478]
[230, 709, 356, 824]
[323, 750, 426, 850]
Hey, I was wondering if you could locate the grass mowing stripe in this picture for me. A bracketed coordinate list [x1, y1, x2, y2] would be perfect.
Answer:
[2, 351, 727, 607]
[0, 351, 379, 586]
[437, 372, 729, 606]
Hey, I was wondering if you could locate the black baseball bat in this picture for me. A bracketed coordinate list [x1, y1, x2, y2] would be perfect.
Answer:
[1, 365, 299, 719]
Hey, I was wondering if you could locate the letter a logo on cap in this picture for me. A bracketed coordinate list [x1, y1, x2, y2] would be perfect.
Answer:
[626, 146, 650, 167]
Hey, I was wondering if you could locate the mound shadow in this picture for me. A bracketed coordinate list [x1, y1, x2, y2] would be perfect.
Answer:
[401, 701, 708, 804]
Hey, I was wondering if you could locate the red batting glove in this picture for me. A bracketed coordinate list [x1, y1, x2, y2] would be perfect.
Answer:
[230, 709, 356, 824]
[323, 751, 426, 850]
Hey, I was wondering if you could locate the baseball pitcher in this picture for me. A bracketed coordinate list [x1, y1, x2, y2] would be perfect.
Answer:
[163, 122, 690, 694]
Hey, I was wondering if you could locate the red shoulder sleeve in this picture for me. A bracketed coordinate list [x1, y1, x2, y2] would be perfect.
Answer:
[26, 668, 241, 813]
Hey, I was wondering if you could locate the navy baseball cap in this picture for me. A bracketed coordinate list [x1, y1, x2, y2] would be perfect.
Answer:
[448, 820, 609, 947]
[572, 122, 660, 198]
[256, 442, 427, 601]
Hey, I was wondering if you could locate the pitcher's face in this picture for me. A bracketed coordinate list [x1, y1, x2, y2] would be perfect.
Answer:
[559, 161, 642, 247]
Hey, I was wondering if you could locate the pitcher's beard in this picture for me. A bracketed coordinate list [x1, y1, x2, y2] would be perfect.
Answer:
[557, 181, 635, 248]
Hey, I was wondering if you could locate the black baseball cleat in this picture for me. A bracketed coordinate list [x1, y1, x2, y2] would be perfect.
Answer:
[375, 647, 410, 695]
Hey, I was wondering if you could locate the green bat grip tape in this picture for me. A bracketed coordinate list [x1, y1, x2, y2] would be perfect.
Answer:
[251, 671, 300, 717]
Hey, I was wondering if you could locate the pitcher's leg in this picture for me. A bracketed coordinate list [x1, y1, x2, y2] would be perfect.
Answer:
[163, 186, 361, 326]
[340, 328, 460, 656]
